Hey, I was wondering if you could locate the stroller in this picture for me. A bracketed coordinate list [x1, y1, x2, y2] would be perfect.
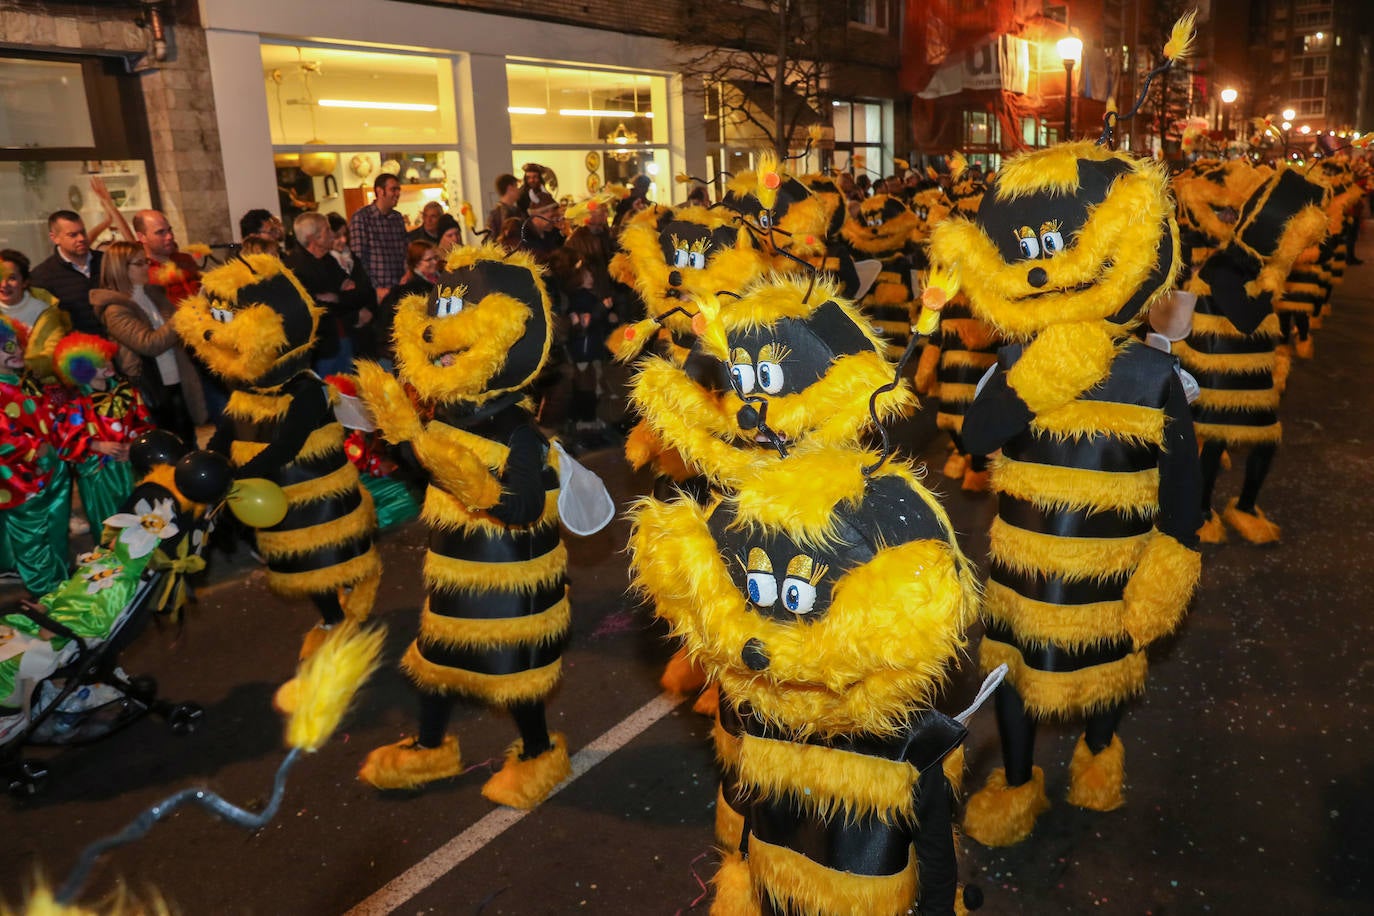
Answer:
[0, 460, 221, 797]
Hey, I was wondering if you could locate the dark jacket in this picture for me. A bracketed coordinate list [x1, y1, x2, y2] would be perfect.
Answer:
[286, 248, 375, 359]
[31, 248, 105, 336]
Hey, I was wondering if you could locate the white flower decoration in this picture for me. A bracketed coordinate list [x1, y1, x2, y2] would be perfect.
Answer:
[83, 564, 124, 595]
[105, 498, 180, 559]
[75, 548, 113, 567]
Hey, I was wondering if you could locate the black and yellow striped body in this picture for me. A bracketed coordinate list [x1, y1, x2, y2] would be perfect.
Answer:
[981, 342, 1182, 715]
[225, 374, 378, 598]
[402, 402, 569, 706]
[931, 298, 998, 435]
[860, 248, 918, 361]
[1173, 296, 1281, 446]
[734, 705, 964, 916]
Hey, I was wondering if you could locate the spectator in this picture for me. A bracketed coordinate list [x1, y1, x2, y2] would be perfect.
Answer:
[376, 241, 441, 362]
[90, 240, 206, 445]
[523, 203, 566, 264]
[238, 235, 281, 257]
[240, 208, 285, 246]
[133, 209, 201, 307]
[328, 213, 355, 272]
[686, 184, 711, 208]
[349, 173, 407, 302]
[487, 173, 522, 239]
[497, 216, 524, 254]
[30, 210, 105, 336]
[518, 162, 557, 214]
[0, 249, 71, 384]
[407, 201, 445, 244]
[288, 212, 374, 376]
[435, 213, 462, 251]
[613, 174, 653, 230]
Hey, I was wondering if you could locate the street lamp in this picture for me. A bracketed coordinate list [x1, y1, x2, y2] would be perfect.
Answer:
[1058, 36, 1083, 142]
[1220, 87, 1238, 139]
[1282, 107, 1296, 122]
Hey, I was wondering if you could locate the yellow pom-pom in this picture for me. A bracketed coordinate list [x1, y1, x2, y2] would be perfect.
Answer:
[183, 243, 212, 259]
[285, 622, 385, 752]
[1163, 10, 1197, 62]
[675, 172, 693, 184]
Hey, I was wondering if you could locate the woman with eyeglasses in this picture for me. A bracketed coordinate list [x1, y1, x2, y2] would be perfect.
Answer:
[90, 240, 205, 445]
[376, 241, 442, 366]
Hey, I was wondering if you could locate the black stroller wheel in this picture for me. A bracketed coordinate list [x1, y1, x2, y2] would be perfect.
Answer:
[167, 704, 203, 736]
[7, 761, 49, 797]
[128, 675, 159, 702]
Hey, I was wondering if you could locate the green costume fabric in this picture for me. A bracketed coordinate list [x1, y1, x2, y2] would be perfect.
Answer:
[75, 458, 136, 533]
[0, 461, 72, 596]
[359, 473, 421, 531]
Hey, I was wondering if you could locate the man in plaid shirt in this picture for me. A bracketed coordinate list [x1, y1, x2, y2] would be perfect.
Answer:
[348, 173, 407, 301]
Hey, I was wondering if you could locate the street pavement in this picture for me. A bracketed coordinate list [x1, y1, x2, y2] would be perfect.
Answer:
[4, 239, 1374, 915]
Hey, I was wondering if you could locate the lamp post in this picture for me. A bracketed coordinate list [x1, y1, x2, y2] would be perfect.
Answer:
[1058, 36, 1083, 142]
[1220, 87, 1238, 142]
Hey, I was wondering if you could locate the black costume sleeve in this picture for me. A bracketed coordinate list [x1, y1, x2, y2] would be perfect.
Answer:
[207, 414, 234, 457]
[236, 378, 332, 479]
[484, 424, 547, 527]
[1156, 370, 1203, 548]
[961, 369, 1034, 456]
[913, 767, 958, 916]
[1198, 245, 1271, 335]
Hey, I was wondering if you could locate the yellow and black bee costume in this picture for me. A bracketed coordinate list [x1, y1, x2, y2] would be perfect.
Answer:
[840, 193, 923, 360]
[630, 275, 981, 914]
[929, 140, 1204, 847]
[1174, 166, 1328, 544]
[173, 255, 379, 654]
[353, 245, 571, 809]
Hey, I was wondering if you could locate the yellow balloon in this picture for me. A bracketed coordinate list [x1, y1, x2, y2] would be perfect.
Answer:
[228, 478, 289, 528]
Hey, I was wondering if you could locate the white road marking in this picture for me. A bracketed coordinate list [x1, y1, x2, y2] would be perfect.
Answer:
[343, 691, 689, 916]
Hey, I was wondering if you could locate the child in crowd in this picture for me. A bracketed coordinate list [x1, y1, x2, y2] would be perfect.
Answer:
[0, 315, 71, 597]
[52, 333, 152, 531]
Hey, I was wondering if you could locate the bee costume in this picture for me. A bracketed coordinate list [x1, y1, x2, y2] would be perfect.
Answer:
[929, 137, 1205, 847]
[354, 245, 571, 809]
[630, 275, 982, 915]
[173, 255, 380, 658]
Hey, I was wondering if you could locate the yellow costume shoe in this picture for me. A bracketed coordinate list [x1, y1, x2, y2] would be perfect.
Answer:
[963, 766, 1050, 847]
[942, 451, 968, 479]
[299, 624, 332, 660]
[709, 849, 759, 916]
[1066, 734, 1125, 811]
[1295, 337, 1315, 359]
[1197, 510, 1226, 544]
[1222, 498, 1281, 545]
[272, 678, 301, 715]
[961, 467, 991, 492]
[1309, 313, 1323, 329]
[660, 645, 708, 694]
[692, 682, 720, 717]
[481, 732, 572, 809]
[359, 735, 462, 790]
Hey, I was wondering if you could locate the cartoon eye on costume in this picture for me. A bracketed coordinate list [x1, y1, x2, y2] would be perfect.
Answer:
[730, 346, 756, 394]
[433, 296, 465, 318]
[758, 212, 772, 231]
[1039, 220, 1065, 256]
[673, 247, 691, 268]
[745, 547, 778, 608]
[689, 251, 707, 270]
[781, 554, 828, 616]
[1015, 226, 1041, 259]
[755, 342, 790, 394]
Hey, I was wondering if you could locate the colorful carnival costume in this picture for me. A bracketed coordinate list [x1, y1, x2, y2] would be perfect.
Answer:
[840, 193, 923, 359]
[51, 334, 151, 530]
[630, 275, 980, 915]
[172, 255, 380, 657]
[1175, 167, 1328, 545]
[354, 245, 572, 808]
[0, 316, 71, 597]
[929, 140, 1203, 846]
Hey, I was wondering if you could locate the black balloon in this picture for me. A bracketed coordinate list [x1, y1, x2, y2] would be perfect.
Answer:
[130, 429, 189, 476]
[174, 450, 235, 505]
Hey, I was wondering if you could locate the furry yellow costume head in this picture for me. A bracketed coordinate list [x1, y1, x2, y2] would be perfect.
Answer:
[629, 273, 914, 486]
[1173, 158, 1264, 247]
[840, 194, 920, 256]
[927, 140, 1180, 341]
[722, 156, 832, 260]
[174, 254, 321, 388]
[392, 244, 552, 406]
[908, 182, 953, 241]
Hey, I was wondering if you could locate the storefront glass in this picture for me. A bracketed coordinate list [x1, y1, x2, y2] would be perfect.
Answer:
[0, 58, 95, 150]
[261, 43, 463, 234]
[506, 61, 670, 204]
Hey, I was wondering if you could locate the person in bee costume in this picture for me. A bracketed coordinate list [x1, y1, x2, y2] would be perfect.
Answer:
[630, 272, 983, 915]
[1175, 164, 1328, 545]
[612, 201, 769, 697]
[172, 254, 380, 663]
[839, 193, 923, 360]
[352, 244, 572, 808]
[928, 134, 1205, 846]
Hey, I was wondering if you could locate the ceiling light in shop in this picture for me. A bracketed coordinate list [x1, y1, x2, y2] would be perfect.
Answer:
[508, 107, 548, 115]
[559, 108, 636, 118]
[319, 99, 438, 112]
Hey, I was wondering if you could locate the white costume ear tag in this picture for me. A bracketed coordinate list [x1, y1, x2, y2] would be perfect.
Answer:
[1176, 367, 1200, 404]
[551, 441, 615, 536]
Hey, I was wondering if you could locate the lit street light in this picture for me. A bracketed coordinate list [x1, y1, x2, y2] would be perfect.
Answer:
[1283, 108, 1296, 121]
[1058, 36, 1083, 142]
[1220, 87, 1238, 140]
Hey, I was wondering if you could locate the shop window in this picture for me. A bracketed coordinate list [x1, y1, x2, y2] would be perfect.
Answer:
[849, 0, 890, 32]
[0, 59, 94, 149]
[507, 61, 669, 203]
[962, 110, 1000, 148]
